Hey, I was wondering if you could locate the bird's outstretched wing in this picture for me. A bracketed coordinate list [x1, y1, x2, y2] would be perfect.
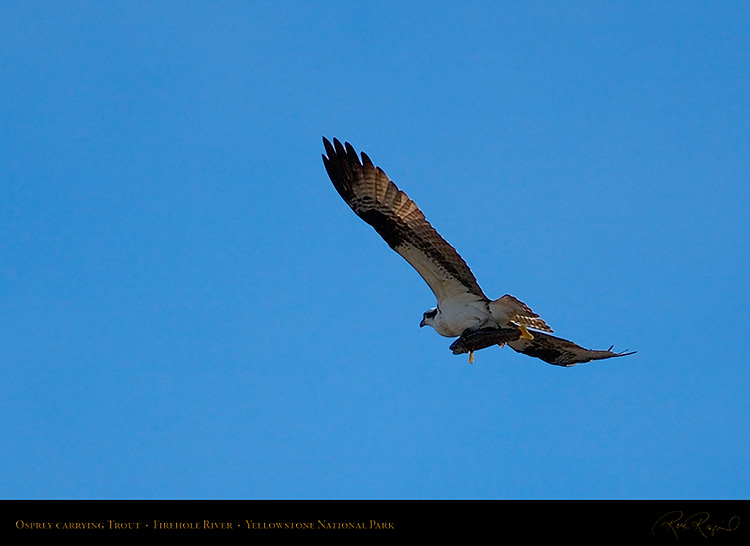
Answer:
[449, 327, 634, 366]
[322, 137, 487, 305]
[506, 331, 635, 367]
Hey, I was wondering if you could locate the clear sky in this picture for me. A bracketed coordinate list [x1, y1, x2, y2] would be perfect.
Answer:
[2, 2, 748, 500]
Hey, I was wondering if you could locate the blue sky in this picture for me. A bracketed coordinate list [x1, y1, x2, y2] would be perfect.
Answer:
[1, 2, 748, 499]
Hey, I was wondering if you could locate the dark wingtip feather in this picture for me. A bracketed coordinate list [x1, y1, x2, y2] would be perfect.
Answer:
[607, 345, 636, 358]
[361, 151, 374, 168]
[344, 141, 361, 168]
[322, 137, 336, 160]
[322, 137, 356, 202]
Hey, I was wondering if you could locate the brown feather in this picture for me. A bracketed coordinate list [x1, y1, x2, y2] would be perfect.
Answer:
[323, 137, 487, 304]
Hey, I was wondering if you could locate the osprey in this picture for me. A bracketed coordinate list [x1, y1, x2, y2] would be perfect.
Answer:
[322, 137, 633, 366]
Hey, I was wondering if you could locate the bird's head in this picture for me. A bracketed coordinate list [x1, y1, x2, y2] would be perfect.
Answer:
[420, 307, 438, 329]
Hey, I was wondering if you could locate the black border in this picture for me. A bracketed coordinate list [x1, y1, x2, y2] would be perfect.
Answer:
[4, 500, 748, 542]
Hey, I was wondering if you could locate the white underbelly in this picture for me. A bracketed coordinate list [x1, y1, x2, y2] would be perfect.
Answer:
[434, 304, 491, 337]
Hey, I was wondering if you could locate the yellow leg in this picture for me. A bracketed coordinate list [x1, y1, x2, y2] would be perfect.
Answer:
[469, 351, 474, 364]
[519, 324, 534, 340]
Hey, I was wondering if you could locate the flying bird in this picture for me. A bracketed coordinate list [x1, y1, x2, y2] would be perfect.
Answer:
[322, 137, 633, 366]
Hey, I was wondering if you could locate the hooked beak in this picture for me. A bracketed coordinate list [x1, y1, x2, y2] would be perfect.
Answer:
[419, 319, 426, 328]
